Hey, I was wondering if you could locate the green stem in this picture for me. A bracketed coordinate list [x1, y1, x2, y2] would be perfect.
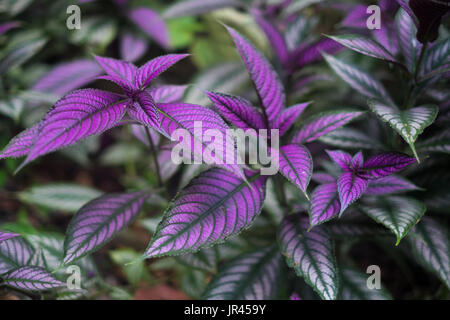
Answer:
[145, 127, 163, 188]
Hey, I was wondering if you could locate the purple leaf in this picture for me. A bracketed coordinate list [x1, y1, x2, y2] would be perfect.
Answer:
[63, 191, 149, 265]
[372, 22, 400, 56]
[0, 232, 19, 244]
[33, 60, 103, 97]
[341, 5, 368, 28]
[143, 169, 266, 258]
[309, 182, 340, 228]
[351, 151, 364, 171]
[409, 0, 449, 43]
[271, 102, 310, 136]
[1, 266, 64, 291]
[290, 293, 301, 300]
[136, 54, 189, 89]
[326, 150, 352, 171]
[0, 237, 34, 274]
[278, 214, 339, 300]
[252, 9, 289, 66]
[292, 110, 364, 144]
[366, 175, 421, 195]
[205, 92, 266, 130]
[0, 123, 40, 159]
[157, 103, 244, 178]
[296, 38, 342, 69]
[226, 26, 285, 124]
[129, 7, 170, 49]
[0, 22, 19, 35]
[94, 55, 137, 85]
[278, 144, 312, 195]
[337, 172, 368, 215]
[148, 85, 188, 104]
[358, 152, 416, 179]
[312, 172, 336, 184]
[23, 89, 129, 166]
[326, 34, 397, 63]
[395, 0, 419, 27]
[120, 32, 148, 62]
[127, 90, 161, 131]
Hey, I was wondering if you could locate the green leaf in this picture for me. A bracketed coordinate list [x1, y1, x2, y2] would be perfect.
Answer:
[0, 31, 47, 75]
[202, 245, 284, 299]
[323, 53, 394, 106]
[360, 196, 426, 245]
[0, 0, 33, 15]
[368, 99, 438, 162]
[319, 127, 383, 150]
[339, 268, 392, 300]
[416, 130, 450, 154]
[109, 249, 152, 286]
[326, 34, 397, 63]
[176, 248, 219, 273]
[407, 218, 450, 289]
[18, 183, 102, 213]
[278, 214, 339, 300]
[179, 268, 207, 299]
[0, 97, 24, 122]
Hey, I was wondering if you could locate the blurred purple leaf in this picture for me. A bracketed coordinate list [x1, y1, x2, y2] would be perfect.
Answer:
[63, 191, 149, 265]
[272, 102, 310, 136]
[0, 232, 19, 244]
[129, 7, 170, 49]
[366, 175, 421, 195]
[120, 32, 148, 62]
[149, 85, 188, 104]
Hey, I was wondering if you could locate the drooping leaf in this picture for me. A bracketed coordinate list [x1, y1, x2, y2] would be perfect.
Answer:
[368, 99, 438, 161]
[272, 102, 310, 136]
[395, 9, 420, 73]
[365, 175, 420, 195]
[420, 38, 450, 78]
[120, 33, 148, 63]
[309, 182, 340, 228]
[407, 218, 450, 289]
[226, 26, 285, 123]
[0, 232, 18, 244]
[163, 0, 244, 18]
[63, 191, 149, 265]
[326, 34, 397, 63]
[157, 102, 243, 178]
[319, 127, 383, 150]
[135, 54, 189, 89]
[32, 59, 103, 96]
[206, 92, 266, 130]
[1, 266, 64, 291]
[143, 169, 266, 258]
[337, 172, 368, 215]
[292, 110, 364, 144]
[0, 237, 34, 274]
[176, 247, 219, 273]
[416, 130, 450, 154]
[323, 54, 394, 106]
[358, 152, 416, 179]
[18, 183, 102, 213]
[339, 268, 392, 300]
[20, 89, 129, 167]
[129, 7, 170, 49]
[361, 196, 425, 244]
[278, 214, 338, 300]
[278, 144, 312, 195]
[202, 245, 284, 300]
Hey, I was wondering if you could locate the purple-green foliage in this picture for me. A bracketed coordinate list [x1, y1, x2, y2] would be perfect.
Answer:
[0, 0, 449, 300]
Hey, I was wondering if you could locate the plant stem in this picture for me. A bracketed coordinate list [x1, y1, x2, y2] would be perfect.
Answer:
[144, 127, 163, 188]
